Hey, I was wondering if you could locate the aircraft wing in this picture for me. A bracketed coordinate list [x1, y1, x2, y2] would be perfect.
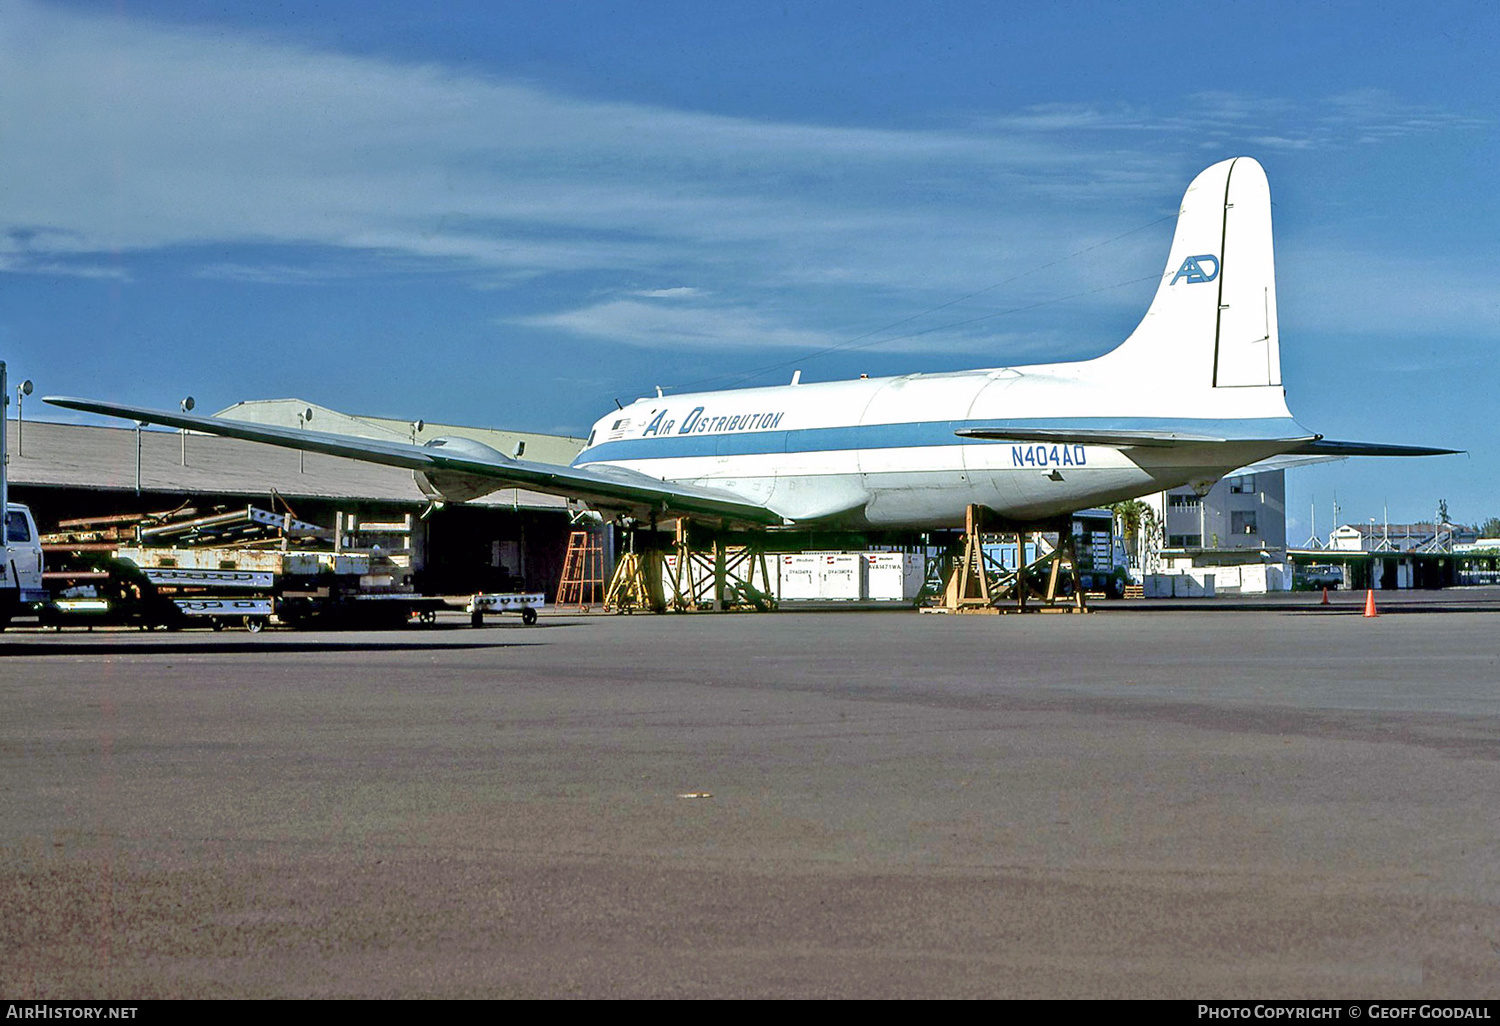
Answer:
[43, 396, 784, 526]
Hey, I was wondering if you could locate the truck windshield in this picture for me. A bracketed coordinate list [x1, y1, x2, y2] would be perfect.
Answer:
[6, 511, 31, 543]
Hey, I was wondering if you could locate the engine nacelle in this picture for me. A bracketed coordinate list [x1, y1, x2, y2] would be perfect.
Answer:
[414, 435, 512, 503]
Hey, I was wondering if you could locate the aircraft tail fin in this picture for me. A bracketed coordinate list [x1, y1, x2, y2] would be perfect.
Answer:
[1099, 157, 1284, 397]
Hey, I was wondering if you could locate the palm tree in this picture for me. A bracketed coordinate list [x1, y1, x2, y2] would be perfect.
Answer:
[1110, 499, 1159, 571]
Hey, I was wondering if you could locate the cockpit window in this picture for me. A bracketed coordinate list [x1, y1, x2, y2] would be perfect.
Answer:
[586, 430, 596, 448]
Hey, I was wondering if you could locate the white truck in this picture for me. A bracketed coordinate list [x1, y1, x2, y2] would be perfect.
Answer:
[2, 361, 47, 628]
[1, 505, 45, 629]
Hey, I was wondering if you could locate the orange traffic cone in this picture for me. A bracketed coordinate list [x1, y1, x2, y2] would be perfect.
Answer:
[1363, 589, 1378, 618]
[1321, 587, 1330, 606]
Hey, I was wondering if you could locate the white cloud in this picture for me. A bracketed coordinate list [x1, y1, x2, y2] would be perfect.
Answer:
[1283, 246, 1500, 341]
[519, 300, 834, 351]
[1319, 89, 1491, 140]
[193, 263, 346, 285]
[517, 296, 1068, 360]
[0, 255, 128, 281]
[633, 287, 704, 299]
[982, 91, 1484, 150]
[1248, 135, 1316, 151]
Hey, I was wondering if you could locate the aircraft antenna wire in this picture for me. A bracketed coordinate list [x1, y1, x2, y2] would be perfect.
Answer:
[666, 211, 1176, 393]
[707, 272, 1163, 389]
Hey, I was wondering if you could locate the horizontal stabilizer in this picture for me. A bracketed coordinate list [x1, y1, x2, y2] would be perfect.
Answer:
[955, 426, 1457, 459]
[955, 426, 1248, 448]
[1288, 439, 1463, 457]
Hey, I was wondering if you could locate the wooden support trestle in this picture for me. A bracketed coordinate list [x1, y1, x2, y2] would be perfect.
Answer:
[936, 504, 1089, 614]
[604, 531, 665, 613]
[601, 521, 776, 614]
[664, 520, 776, 612]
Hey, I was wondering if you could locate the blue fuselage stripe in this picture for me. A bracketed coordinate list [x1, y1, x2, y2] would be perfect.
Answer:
[572, 417, 1306, 466]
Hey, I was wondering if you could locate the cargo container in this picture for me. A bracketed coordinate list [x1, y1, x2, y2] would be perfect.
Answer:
[863, 552, 925, 602]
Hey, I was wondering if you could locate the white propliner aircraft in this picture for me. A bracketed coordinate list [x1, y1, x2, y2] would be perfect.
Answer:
[47, 157, 1455, 530]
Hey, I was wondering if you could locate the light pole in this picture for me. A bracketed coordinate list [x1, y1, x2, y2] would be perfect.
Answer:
[14, 379, 32, 457]
[297, 407, 313, 473]
[410, 419, 424, 444]
[179, 396, 194, 466]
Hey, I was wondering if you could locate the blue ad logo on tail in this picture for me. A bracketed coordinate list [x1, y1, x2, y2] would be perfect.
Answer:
[1170, 254, 1219, 285]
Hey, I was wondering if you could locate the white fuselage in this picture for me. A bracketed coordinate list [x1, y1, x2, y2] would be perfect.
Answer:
[574, 358, 1302, 529]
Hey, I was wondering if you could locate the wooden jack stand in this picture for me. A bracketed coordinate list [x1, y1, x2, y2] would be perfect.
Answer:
[944, 504, 1002, 610]
[1035, 531, 1088, 614]
[937, 505, 1089, 614]
[605, 531, 665, 613]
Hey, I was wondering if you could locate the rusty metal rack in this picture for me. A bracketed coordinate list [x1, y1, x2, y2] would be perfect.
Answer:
[43, 504, 330, 550]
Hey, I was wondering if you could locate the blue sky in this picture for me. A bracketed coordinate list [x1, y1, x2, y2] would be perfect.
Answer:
[2, 0, 1495, 536]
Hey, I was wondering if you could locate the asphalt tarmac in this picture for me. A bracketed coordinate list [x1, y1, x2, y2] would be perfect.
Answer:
[2, 602, 1498, 998]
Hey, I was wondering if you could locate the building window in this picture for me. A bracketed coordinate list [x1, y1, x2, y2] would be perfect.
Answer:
[1168, 493, 1201, 508]
[1232, 511, 1258, 536]
[1168, 534, 1202, 548]
[1229, 476, 1255, 494]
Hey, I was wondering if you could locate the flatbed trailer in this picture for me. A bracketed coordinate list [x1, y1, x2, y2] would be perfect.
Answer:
[278, 591, 451, 629]
[466, 592, 547, 626]
[141, 567, 276, 630]
[40, 556, 456, 632]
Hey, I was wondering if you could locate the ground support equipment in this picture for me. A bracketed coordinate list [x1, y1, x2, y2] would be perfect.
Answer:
[467, 592, 546, 626]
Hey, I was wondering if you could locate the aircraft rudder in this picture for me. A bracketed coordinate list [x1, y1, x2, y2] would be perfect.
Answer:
[1214, 157, 1281, 389]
